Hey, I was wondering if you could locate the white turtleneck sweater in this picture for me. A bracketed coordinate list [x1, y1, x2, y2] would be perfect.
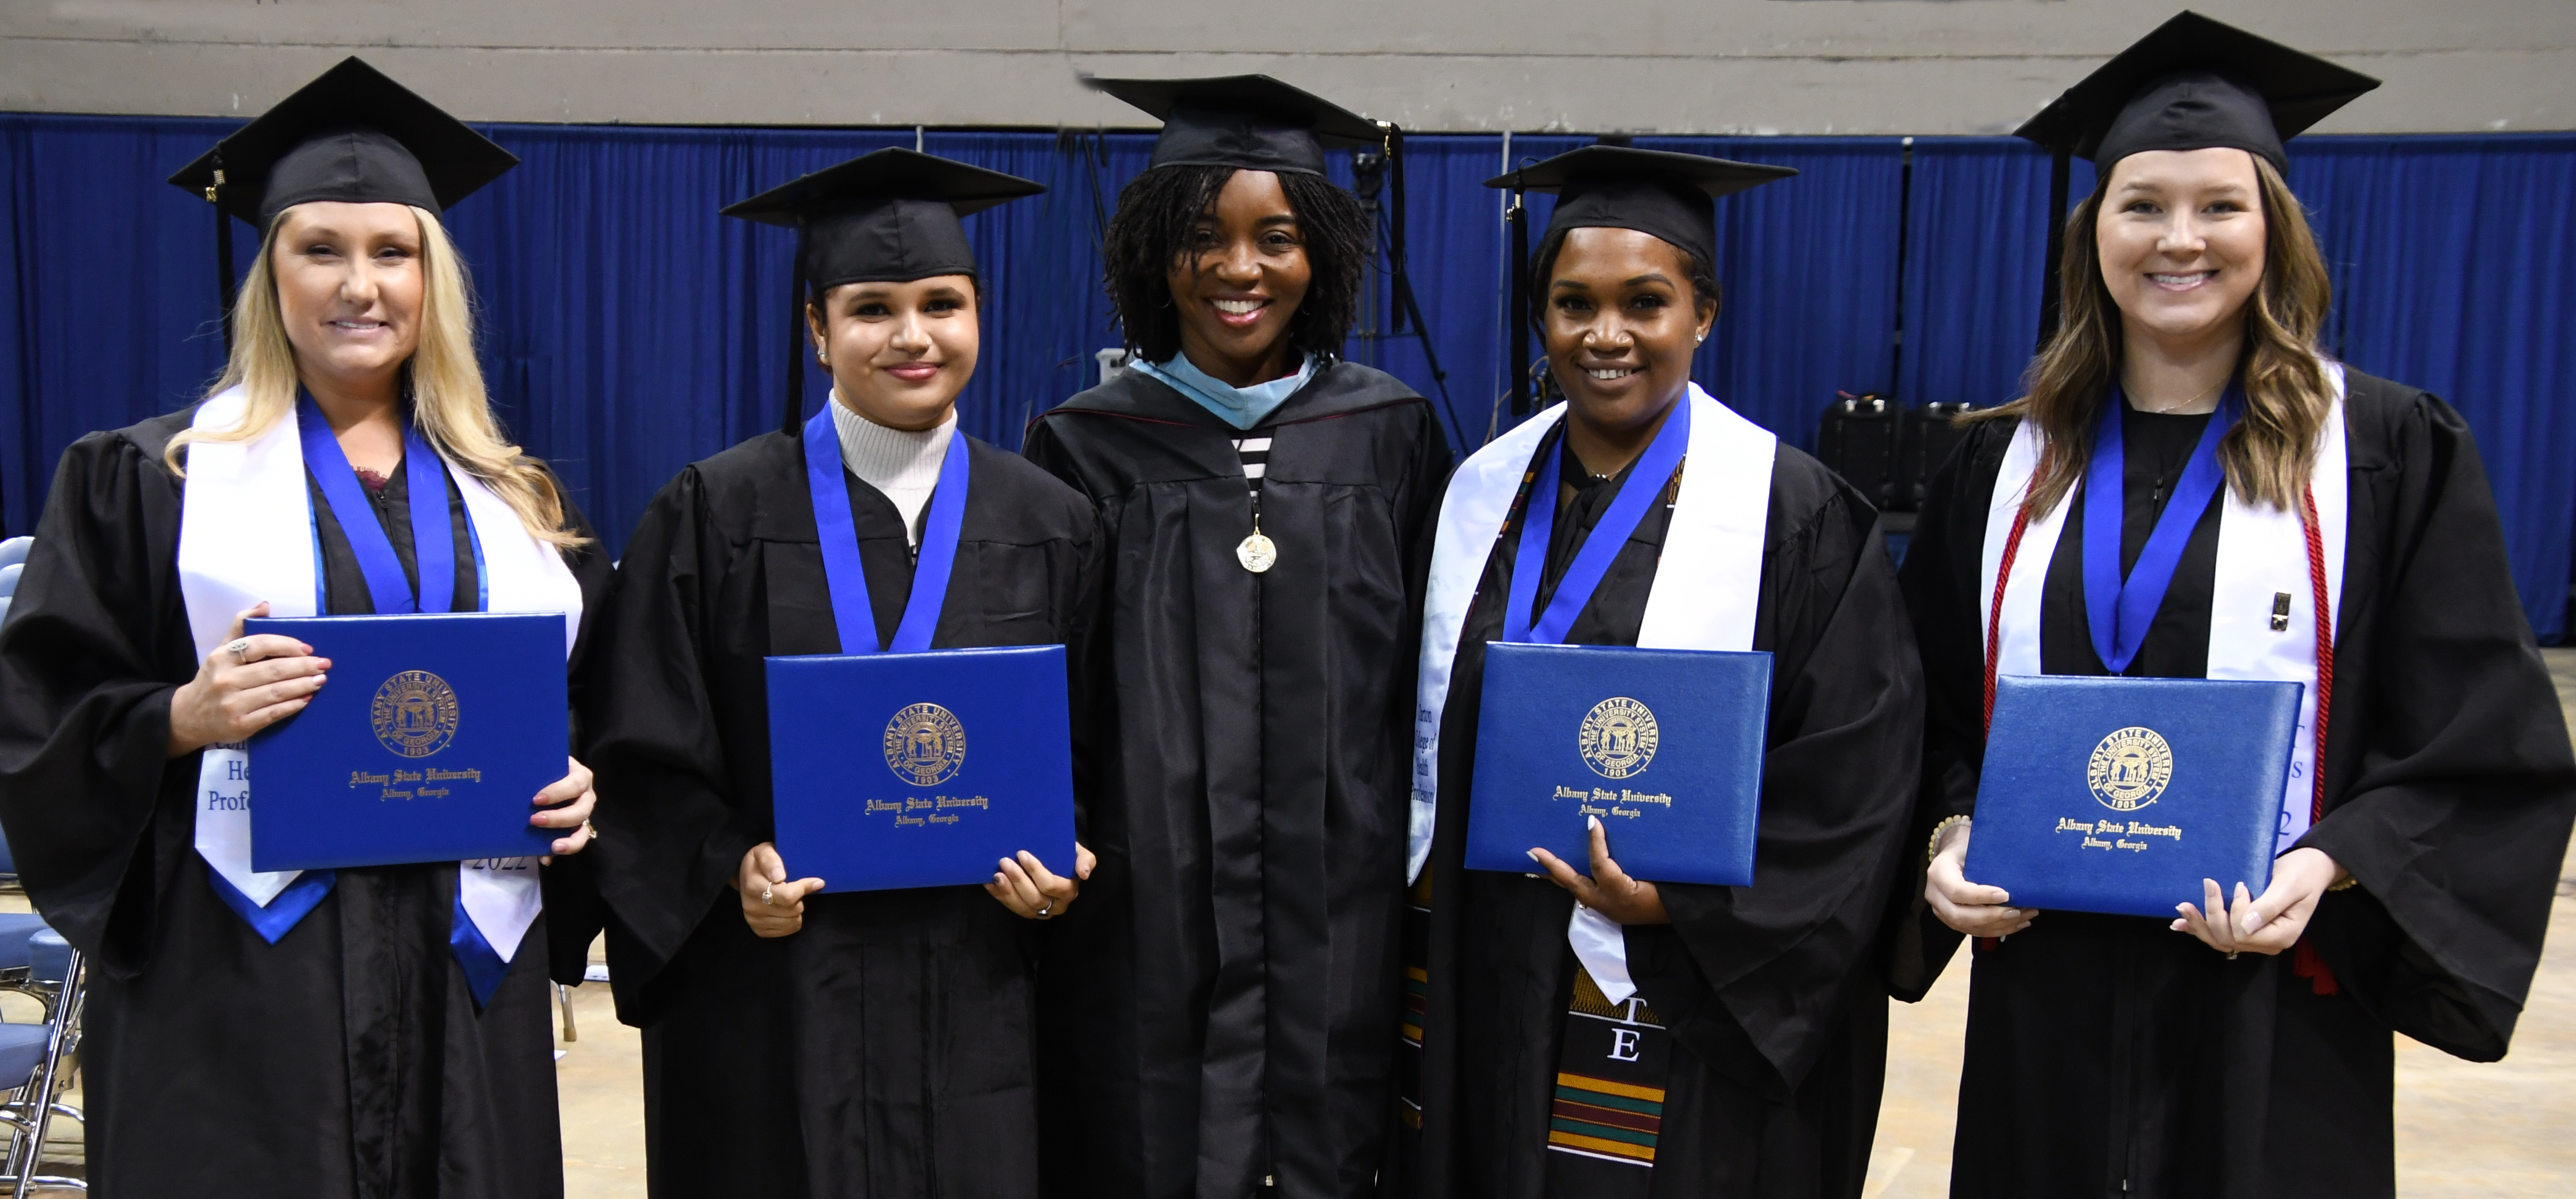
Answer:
[829, 392, 956, 550]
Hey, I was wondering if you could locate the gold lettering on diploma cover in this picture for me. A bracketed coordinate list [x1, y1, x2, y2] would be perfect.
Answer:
[371, 670, 460, 758]
[1578, 697, 1660, 780]
[882, 703, 968, 787]
[2086, 726, 2172, 812]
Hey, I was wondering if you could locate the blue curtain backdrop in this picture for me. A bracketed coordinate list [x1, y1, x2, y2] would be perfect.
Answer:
[4, 117, 2570, 636]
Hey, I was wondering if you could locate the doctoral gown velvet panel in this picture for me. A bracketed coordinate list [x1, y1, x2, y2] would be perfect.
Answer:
[1405, 426, 1923, 1199]
[1019, 361, 1453, 1199]
[1892, 372, 2576, 1199]
[0, 408, 614, 1199]
[580, 429, 1101, 1199]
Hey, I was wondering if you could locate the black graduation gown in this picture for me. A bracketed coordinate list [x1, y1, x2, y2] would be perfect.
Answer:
[580, 429, 1102, 1199]
[0, 408, 614, 1199]
[1403, 423, 1923, 1199]
[1018, 361, 1453, 1199]
[1892, 372, 2576, 1198]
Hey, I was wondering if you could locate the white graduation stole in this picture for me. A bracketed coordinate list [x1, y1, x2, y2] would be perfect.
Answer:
[1982, 364, 2348, 852]
[176, 385, 582, 959]
[1412, 383, 1776, 1002]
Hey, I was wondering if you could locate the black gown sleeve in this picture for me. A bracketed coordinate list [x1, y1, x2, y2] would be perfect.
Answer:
[578, 467, 759, 1005]
[1886, 417, 2015, 999]
[2300, 388, 2576, 1061]
[0, 429, 193, 969]
[1638, 458, 1926, 1093]
[541, 481, 620, 986]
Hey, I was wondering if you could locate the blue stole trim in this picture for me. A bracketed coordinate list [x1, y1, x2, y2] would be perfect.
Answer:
[448, 889, 514, 1009]
[207, 865, 338, 945]
[2080, 387, 2241, 674]
[801, 404, 970, 654]
[1501, 397, 1693, 646]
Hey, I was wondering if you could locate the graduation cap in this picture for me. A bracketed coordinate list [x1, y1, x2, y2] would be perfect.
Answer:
[721, 147, 1045, 432]
[167, 57, 517, 351]
[169, 56, 517, 229]
[1085, 74, 1380, 176]
[2016, 10, 2379, 174]
[2017, 12, 2379, 340]
[1485, 143, 1795, 271]
[1485, 142, 1796, 415]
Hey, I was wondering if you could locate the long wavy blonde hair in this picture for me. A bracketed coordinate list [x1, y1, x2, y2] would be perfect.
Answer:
[168, 205, 584, 548]
[1974, 155, 2336, 517]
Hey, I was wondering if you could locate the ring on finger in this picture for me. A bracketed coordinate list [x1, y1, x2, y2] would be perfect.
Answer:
[1035, 898, 1055, 919]
[226, 638, 253, 662]
[761, 886, 774, 906]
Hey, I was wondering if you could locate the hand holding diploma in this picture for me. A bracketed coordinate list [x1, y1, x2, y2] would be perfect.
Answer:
[167, 603, 332, 756]
[1926, 818, 2035, 938]
[531, 756, 597, 860]
[986, 844, 1094, 921]
[739, 843, 825, 938]
[2170, 846, 2345, 956]
[1528, 816, 1669, 925]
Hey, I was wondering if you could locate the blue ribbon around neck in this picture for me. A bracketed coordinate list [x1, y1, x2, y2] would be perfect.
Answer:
[2080, 384, 2241, 675]
[295, 394, 455, 615]
[802, 403, 970, 654]
[267, 397, 519, 1005]
[1501, 397, 1692, 646]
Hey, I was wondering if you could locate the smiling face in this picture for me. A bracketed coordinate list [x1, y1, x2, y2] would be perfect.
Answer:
[809, 274, 980, 432]
[1163, 169, 1313, 388]
[270, 201, 425, 394]
[1542, 227, 1715, 444]
[2095, 148, 2268, 354]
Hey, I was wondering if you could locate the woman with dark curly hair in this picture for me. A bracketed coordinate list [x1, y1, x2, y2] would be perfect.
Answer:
[1023, 74, 1453, 1199]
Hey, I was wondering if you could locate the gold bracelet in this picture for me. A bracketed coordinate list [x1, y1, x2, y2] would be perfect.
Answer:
[1927, 815, 1971, 868]
[2327, 873, 2358, 892]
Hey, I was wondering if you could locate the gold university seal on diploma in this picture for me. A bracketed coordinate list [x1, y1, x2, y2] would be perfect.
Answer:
[1578, 697, 1660, 780]
[2088, 726, 2172, 811]
[371, 670, 460, 758]
[884, 702, 968, 787]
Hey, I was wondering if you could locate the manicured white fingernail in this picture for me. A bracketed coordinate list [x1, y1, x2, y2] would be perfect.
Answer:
[1525, 849, 1541, 862]
[1587, 815, 1601, 831]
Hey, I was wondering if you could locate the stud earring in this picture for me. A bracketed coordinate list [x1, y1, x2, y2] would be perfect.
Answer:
[816, 349, 829, 367]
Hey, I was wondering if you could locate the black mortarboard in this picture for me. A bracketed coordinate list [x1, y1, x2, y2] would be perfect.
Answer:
[1086, 74, 1380, 176]
[1485, 144, 1795, 268]
[168, 56, 519, 229]
[2015, 11, 2379, 174]
[721, 148, 1044, 293]
[724, 148, 1044, 434]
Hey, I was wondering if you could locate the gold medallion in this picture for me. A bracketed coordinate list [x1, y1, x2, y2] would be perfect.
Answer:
[1237, 532, 1277, 574]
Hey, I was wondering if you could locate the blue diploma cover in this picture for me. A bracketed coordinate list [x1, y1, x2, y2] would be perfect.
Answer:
[1465, 642, 1771, 885]
[244, 613, 564, 870]
[765, 645, 1077, 893]
[1965, 675, 2302, 918]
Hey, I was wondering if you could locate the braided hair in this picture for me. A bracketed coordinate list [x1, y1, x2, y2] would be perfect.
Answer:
[1103, 164, 1373, 365]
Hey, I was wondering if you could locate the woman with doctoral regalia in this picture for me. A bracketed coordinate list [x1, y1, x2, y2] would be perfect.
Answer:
[1021, 76, 1454, 1199]
[1896, 13, 2576, 1197]
[0, 58, 608, 1196]
[580, 149, 1100, 1197]
[1400, 144, 1924, 1199]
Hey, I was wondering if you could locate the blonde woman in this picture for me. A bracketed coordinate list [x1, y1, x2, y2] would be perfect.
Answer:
[0, 60, 607, 1197]
[1894, 16, 2575, 1197]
